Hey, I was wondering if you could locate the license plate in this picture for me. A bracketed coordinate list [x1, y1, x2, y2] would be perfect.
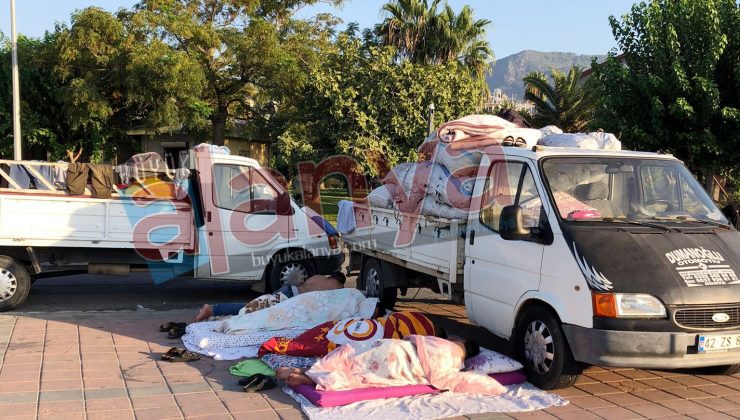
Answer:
[698, 334, 740, 353]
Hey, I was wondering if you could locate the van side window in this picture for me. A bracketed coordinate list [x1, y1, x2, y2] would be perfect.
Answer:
[213, 165, 278, 214]
[480, 162, 542, 233]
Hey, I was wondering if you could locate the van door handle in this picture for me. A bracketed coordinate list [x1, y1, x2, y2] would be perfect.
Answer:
[469, 229, 475, 245]
[206, 211, 212, 223]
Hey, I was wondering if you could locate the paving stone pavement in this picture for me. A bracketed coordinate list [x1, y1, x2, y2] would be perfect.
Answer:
[2, 300, 740, 419]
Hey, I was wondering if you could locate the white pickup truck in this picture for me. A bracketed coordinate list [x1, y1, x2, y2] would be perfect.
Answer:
[0, 150, 343, 311]
[344, 145, 740, 389]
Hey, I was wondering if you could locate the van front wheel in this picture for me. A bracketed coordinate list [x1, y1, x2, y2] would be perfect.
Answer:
[695, 364, 740, 376]
[516, 306, 582, 389]
[0, 256, 31, 312]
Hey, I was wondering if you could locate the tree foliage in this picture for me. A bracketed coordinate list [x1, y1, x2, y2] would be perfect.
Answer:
[523, 65, 596, 131]
[2, 0, 490, 165]
[275, 29, 486, 176]
[0, 33, 80, 160]
[592, 0, 740, 175]
[377, 0, 493, 76]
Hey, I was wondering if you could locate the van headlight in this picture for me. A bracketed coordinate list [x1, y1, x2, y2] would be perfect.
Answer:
[592, 293, 667, 318]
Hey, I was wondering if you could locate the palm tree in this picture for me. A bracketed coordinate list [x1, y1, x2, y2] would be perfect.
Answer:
[523, 66, 596, 132]
[430, 4, 492, 75]
[377, 0, 493, 74]
[379, 0, 441, 62]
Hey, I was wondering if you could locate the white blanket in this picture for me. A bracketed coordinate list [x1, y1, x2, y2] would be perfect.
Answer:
[218, 289, 378, 335]
[284, 383, 568, 420]
[336, 200, 356, 234]
[181, 319, 307, 361]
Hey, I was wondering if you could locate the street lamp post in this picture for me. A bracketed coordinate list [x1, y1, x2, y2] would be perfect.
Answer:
[10, 0, 22, 161]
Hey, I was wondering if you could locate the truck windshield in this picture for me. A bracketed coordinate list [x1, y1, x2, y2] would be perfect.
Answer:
[541, 158, 728, 225]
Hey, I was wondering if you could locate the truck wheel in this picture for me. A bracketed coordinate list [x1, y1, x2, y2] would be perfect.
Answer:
[269, 252, 316, 292]
[696, 364, 740, 376]
[516, 306, 582, 389]
[0, 256, 31, 312]
[361, 258, 397, 310]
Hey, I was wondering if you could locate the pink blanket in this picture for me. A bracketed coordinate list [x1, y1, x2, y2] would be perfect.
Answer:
[305, 335, 505, 396]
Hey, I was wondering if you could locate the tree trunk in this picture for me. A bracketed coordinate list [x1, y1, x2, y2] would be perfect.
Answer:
[211, 110, 227, 146]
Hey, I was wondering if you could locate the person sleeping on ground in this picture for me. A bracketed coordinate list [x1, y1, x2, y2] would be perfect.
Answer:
[258, 310, 440, 357]
[215, 288, 378, 336]
[195, 272, 346, 321]
[275, 335, 506, 396]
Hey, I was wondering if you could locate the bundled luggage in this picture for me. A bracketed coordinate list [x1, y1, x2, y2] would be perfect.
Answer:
[368, 115, 620, 219]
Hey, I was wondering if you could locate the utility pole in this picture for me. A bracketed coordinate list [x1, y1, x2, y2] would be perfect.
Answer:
[427, 102, 435, 135]
[10, 0, 22, 161]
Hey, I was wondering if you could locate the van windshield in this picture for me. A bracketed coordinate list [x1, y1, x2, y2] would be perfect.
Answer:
[541, 158, 728, 225]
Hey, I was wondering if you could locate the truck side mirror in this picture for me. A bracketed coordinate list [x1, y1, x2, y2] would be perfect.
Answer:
[276, 192, 294, 216]
[499, 205, 531, 241]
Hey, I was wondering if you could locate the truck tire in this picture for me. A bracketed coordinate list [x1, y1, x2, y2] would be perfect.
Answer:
[696, 364, 740, 376]
[269, 252, 316, 292]
[361, 258, 397, 310]
[515, 305, 582, 389]
[0, 256, 31, 312]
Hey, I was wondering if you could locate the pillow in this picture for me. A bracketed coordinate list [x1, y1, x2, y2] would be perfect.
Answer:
[464, 348, 523, 374]
[291, 384, 438, 408]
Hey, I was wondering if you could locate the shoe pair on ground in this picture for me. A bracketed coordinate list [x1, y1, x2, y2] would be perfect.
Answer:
[159, 321, 187, 339]
[161, 347, 201, 362]
[239, 374, 277, 392]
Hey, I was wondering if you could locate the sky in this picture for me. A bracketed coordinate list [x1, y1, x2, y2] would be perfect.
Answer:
[0, 0, 637, 59]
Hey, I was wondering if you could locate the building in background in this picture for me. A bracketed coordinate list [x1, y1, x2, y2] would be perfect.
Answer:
[127, 121, 272, 168]
[483, 88, 535, 115]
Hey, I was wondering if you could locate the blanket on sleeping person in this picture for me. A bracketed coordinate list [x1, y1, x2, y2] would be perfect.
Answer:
[217, 288, 378, 336]
[258, 311, 436, 357]
[306, 335, 506, 395]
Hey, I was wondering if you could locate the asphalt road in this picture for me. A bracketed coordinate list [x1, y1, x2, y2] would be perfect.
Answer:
[13, 273, 262, 313]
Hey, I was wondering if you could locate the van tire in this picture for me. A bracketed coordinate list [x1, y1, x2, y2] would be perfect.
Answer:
[269, 252, 316, 292]
[516, 306, 582, 389]
[696, 364, 740, 376]
[360, 258, 397, 310]
[0, 256, 31, 312]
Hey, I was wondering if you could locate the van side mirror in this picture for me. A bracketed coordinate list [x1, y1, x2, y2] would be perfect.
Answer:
[276, 192, 294, 216]
[499, 205, 531, 241]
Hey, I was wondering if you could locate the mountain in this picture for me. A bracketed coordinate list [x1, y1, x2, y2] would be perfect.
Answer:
[487, 50, 608, 99]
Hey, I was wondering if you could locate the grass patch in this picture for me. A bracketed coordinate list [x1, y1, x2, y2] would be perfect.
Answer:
[319, 188, 349, 225]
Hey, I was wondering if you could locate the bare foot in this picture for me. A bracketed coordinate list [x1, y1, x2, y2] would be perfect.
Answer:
[286, 373, 315, 387]
[275, 367, 303, 381]
[195, 304, 213, 322]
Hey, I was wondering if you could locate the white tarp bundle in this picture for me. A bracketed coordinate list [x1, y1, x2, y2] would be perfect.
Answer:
[537, 130, 621, 151]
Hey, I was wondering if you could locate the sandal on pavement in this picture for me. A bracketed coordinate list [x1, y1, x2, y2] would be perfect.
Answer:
[161, 347, 186, 361]
[241, 374, 276, 392]
[159, 322, 187, 332]
[161, 347, 200, 362]
[167, 327, 187, 339]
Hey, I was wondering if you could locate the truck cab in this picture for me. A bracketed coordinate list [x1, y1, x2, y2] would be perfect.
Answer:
[465, 146, 740, 388]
